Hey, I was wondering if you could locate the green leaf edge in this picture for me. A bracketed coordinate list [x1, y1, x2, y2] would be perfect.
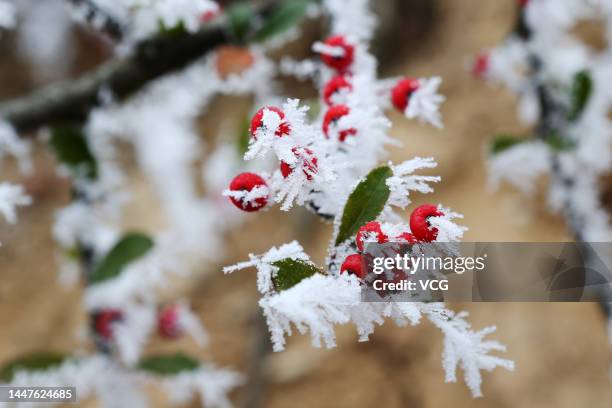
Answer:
[90, 232, 154, 284]
[137, 353, 200, 375]
[335, 166, 393, 246]
[0, 352, 67, 382]
[272, 258, 322, 291]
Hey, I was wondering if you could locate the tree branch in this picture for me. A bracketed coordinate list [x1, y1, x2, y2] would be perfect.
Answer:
[0, 0, 281, 134]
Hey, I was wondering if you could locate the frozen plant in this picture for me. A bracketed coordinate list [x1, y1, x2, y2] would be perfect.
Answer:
[473, 1, 612, 290]
[224, 0, 513, 397]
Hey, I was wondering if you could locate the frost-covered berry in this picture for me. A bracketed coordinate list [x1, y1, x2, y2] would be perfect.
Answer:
[93, 309, 123, 340]
[320, 35, 355, 72]
[391, 78, 420, 112]
[158, 304, 181, 338]
[472, 53, 489, 79]
[410, 204, 443, 242]
[323, 105, 357, 142]
[250, 106, 291, 139]
[396, 232, 416, 244]
[280, 147, 318, 180]
[356, 221, 388, 252]
[340, 254, 366, 279]
[323, 75, 352, 106]
[228, 172, 268, 212]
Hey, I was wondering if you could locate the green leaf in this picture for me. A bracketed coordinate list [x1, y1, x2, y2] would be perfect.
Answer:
[568, 70, 592, 121]
[272, 258, 322, 291]
[254, 0, 310, 43]
[49, 125, 97, 180]
[0, 352, 66, 382]
[228, 4, 252, 43]
[90, 233, 154, 284]
[490, 135, 524, 155]
[158, 19, 188, 37]
[137, 353, 200, 375]
[335, 166, 393, 246]
[546, 132, 575, 151]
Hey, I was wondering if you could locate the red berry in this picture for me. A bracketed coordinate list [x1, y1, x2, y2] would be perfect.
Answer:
[340, 254, 366, 280]
[200, 7, 221, 23]
[320, 35, 355, 72]
[396, 232, 416, 244]
[356, 221, 388, 252]
[158, 305, 182, 338]
[518, 0, 529, 7]
[228, 172, 268, 212]
[250, 107, 291, 139]
[472, 53, 489, 79]
[410, 204, 444, 242]
[322, 105, 357, 142]
[280, 147, 318, 180]
[94, 309, 123, 340]
[323, 75, 352, 106]
[391, 78, 420, 112]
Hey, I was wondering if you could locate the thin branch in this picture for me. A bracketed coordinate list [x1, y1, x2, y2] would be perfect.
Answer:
[0, 0, 280, 134]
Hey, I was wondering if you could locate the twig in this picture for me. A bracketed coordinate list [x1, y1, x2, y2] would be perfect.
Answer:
[0, 0, 281, 134]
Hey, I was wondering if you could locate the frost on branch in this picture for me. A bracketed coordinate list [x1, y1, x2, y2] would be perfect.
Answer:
[0, 183, 31, 224]
[386, 157, 440, 209]
[404, 76, 446, 129]
[223, 0, 512, 397]
[155, 366, 243, 408]
[260, 273, 362, 351]
[488, 140, 551, 195]
[424, 305, 515, 398]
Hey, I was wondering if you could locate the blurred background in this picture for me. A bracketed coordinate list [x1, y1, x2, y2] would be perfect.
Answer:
[2, 0, 612, 407]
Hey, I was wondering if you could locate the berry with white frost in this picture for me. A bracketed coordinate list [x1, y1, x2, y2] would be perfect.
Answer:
[323, 75, 352, 106]
[340, 254, 366, 280]
[250, 106, 291, 139]
[280, 147, 318, 180]
[228, 172, 269, 212]
[356, 221, 388, 252]
[322, 104, 357, 142]
[391, 78, 420, 112]
[158, 304, 182, 338]
[410, 204, 444, 242]
[319, 35, 355, 72]
[93, 309, 123, 340]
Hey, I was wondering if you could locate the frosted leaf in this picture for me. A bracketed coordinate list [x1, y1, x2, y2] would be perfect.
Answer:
[0, 355, 148, 408]
[112, 302, 157, 365]
[175, 300, 209, 346]
[0, 183, 31, 224]
[259, 273, 362, 351]
[405, 77, 446, 129]
[156, 366, 243, 408]
[386, 158, 440, 209]
[424, 305, 514, 397]
[0, 121, 31, 172]
[428, 206, 468, 242]
[323, 0, 376, 42]
[223, 241, 310, 295]
[488, 140, 551, 195]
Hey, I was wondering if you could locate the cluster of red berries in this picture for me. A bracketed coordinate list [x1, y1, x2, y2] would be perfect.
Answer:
[318, 36, 358, 142]
[92, 305, 184, 341]
[339, 204, 444, 280]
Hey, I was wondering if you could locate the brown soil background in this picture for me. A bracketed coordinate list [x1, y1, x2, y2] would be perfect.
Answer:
[1, 1, 612, 407]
